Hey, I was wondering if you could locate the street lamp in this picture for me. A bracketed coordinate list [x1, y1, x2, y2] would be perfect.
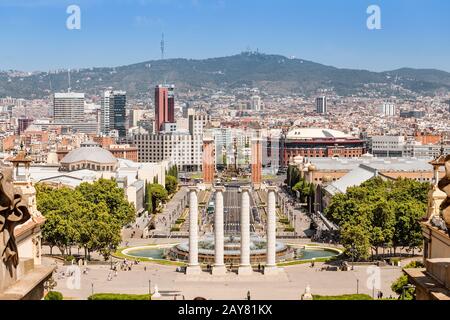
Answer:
[349, 245, 356, 271]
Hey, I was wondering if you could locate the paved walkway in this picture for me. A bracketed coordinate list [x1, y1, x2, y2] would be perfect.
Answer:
[278, 188, 313, 237]
[154, 187, 188, 233]
[50, 259, 402, 300]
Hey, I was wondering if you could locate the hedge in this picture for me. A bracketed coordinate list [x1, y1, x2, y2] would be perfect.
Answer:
[88, 293, 151, 300]
[313, 294, 373, 300]
[45, 291, 64, 300]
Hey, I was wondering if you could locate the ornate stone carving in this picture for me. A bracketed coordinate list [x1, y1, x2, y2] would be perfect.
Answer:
[438, 155, 450, 229]
[426, 185, 447, 221]
[0, 167, 31, 276]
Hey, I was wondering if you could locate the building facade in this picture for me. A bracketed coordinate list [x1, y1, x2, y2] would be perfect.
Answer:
[101, 90, 127, 137]
[316, 97, 327, 114]
[53, 92, 85, 123]
[155, 85, 175, 133]
[283, 128, 365, 165]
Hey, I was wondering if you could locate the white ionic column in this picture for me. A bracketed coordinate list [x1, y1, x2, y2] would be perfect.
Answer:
[212, 186, 226, 275]
[264, 186, 279, 275]
[238, 186, 253, 275]
[186, 186, 201, 275]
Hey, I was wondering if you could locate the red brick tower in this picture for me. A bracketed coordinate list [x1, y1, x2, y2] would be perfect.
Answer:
[251, 131, 263, 189]
[203, 136, 215, 188]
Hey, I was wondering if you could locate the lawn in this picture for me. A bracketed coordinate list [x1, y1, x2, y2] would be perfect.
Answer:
[88, 293, 151, 300]
[313, 294, 373, 300]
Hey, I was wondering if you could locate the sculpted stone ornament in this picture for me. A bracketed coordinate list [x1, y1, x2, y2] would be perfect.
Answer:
[438, 155, 450, 230]
[0, 168, 31, 276]
[427, 184, 447, 221]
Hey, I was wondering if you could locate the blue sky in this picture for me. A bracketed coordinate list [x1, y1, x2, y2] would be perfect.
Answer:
[0, 0, 449, 72]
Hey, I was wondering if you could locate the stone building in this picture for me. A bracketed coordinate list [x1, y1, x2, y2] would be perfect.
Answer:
[404, 155, 450, 300]
[59, 141, 118, 172]
[0, 151, 54, 300]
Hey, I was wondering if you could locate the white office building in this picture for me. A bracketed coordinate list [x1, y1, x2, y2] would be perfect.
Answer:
[379, 103, 396, 117]
[132, 111, 210, 172]
[53, 92, 85, 123]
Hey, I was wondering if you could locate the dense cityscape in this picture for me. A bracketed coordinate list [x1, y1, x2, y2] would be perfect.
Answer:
[0, 0, 449, 311]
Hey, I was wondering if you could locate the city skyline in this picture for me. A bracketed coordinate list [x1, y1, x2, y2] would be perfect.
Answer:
[1, 0, 450, 72]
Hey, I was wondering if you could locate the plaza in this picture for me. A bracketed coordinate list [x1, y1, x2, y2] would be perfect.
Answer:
[48, 249, 403, 300]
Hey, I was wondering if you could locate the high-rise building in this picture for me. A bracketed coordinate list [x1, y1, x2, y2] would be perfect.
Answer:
[155, 84, 175, 132]
[53, 92, 85, 123]
[101, 90, 127, 137]
[111, 91, 127, 138]
[168, 85, 175, 123]
[100, 90, 112, 134]
[18, 117, 34, 135]
[316, 96, 327, 114]
[379, 102, 396, 117]
[251, 95, 262, 111]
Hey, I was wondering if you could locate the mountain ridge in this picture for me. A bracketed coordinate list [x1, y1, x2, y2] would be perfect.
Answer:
[1, 52, 449, 99]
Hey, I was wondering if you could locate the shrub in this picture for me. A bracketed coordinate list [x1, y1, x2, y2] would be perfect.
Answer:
[404, 261, 424, 269]
[391, 275, 415, 300]
[284, 227, 295, 232]
[45, 291, 63, 300]
[65, 255, 76, 262]
[88, 293, 151, 300]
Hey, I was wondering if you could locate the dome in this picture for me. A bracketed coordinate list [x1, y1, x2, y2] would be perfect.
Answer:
[61, 147, 117, 164]
[60, 146, 118, 172]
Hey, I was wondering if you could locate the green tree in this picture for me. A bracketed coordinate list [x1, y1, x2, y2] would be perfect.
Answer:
[165, 175, 178, 195]
[145, 183, 153, 214]
[293, 178, 313, 203]
[340, 222, 372, 261]
[148, 183, 168, 214]
[36, 185, 82, 256]
[37, 178, 136, 261]
[76, 179, 135, 227]
[325, 177, 428, 261]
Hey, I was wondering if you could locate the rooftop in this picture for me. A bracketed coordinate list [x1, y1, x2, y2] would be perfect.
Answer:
[286, 128, 353, 140]
[308, 157, 437, 172]
[61, 146, 117, 165]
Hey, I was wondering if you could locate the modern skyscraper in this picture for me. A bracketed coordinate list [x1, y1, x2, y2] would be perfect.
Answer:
[111, 91, 127, 138]
[155, 84, 175, 133]
[101, 90, 127, 137]
[53, 92, 85, 123]
[168, 85, 175, 123]
[316, 96, 327, 114]
[100, 90, 112, 134]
